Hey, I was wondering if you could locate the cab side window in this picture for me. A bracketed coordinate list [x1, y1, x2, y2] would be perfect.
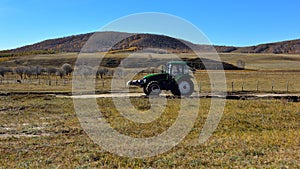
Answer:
[171, 65, 179, 76]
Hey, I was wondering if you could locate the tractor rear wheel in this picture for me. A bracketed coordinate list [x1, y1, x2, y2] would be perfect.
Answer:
[171, 79, 194, 96]
[146, 81, 161, 96]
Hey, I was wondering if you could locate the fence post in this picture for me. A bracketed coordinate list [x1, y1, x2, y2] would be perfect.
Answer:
[271, 80, 274, 92]
[231, 81, 234, 92]
[242, 81, 244, 92]
[256, 80, 259, 92]
[286, 81, 289, 93]
[199, 81, 201, 93]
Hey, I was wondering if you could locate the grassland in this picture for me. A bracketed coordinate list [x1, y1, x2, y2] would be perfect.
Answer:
[1, 52, 300, 70]
[0, 52, 300, 168]
[1, 52, 300, 94]
[1, 70, 300, 94]
[0, 95, 299, 168]
[183, 53, 300, 71]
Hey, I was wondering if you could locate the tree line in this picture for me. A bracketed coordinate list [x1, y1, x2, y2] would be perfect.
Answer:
[0, 63, 110, 83]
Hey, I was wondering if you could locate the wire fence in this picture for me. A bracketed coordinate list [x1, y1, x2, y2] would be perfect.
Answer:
[0, 71, 300, 93]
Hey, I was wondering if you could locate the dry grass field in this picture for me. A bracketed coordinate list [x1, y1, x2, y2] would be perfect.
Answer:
[1, 70, 300, 94]
[0, 52, 300, 168]
[0, 95, 299, 168]
[1, 52, 300, 94]
[2, 52, 300, 70]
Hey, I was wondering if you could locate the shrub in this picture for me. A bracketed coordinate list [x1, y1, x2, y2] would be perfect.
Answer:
[24, 67, 33, 78]
[74, 65, 95, 78]
[0, 66, 13, 77]
[46, 67, 57, 76]
[96, 68, 108, 79]
[14, 66, 27, 79]
[62, 63, 73, 76]
[31, 65, 43, 78]
[56, 69, 66, 79]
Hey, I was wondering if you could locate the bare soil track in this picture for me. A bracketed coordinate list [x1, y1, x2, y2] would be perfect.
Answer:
[1, 91, 299, 102]
[57, 92, 300, 102]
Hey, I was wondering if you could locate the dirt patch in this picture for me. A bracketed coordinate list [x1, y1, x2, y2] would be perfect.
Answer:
[56, 92, 300, 102]
[0, 122, 51, 138]
[0, 133, 51, 138]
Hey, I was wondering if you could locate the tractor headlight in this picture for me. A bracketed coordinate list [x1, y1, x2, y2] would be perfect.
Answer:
[143, 78, 147, 84]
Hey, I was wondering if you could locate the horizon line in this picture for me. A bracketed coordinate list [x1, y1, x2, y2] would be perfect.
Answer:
[0, 31, 299, 51]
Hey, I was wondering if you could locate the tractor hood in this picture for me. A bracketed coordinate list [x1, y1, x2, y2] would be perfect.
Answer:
[128, 73, 168, 87]
[143, 73, 167, 79]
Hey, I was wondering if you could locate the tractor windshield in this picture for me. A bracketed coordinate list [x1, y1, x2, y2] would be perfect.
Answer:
[169, 64, 189, 76]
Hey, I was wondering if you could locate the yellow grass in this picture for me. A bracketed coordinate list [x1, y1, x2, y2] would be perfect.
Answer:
[0, 95, 299, 168]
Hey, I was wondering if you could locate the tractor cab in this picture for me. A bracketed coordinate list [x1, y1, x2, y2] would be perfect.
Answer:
[164, 61, 190, 77]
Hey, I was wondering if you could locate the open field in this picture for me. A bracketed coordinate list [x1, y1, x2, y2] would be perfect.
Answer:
[1, 52, 299, 94]
[0, 52, 299, 168]
[0, 95, 299, 168]
[1, 52, 300, 70]
[220, 53, 300, 70]
[1, 70, 300, 94]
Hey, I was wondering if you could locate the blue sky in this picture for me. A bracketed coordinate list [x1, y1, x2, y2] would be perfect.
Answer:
[0, 0, 299, 50]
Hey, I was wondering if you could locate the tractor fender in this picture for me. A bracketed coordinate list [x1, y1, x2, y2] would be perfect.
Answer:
[174, 74, 194, 82]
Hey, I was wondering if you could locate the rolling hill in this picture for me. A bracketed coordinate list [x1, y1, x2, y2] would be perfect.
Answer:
[232, 39, 300, 54]
[1, 31, 299, 54]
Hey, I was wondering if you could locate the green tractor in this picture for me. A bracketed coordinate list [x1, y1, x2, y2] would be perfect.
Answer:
[127, 61, 195, 96]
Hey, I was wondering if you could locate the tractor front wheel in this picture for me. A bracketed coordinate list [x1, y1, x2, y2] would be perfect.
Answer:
[146, 81, 161, 96]
[143, 86, 149, 95]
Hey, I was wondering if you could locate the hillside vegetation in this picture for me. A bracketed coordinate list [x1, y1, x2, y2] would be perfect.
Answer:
[1, 32, 299, 55]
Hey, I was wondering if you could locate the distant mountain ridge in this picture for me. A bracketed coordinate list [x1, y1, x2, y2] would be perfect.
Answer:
[231, 39, 300, 54]
[2, 31, 300, 54]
